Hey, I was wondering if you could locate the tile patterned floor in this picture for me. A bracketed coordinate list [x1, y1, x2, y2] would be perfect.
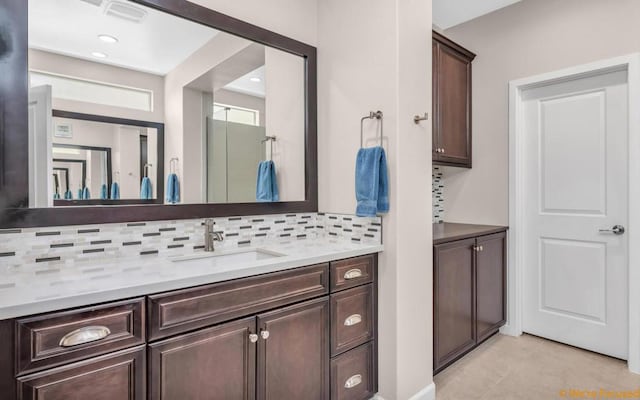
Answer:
[434, 334, 640, 400]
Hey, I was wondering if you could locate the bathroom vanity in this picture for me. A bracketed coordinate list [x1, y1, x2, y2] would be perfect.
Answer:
[0, 251, 379, 400]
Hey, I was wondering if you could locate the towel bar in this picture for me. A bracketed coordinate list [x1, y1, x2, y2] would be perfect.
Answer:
[360, 111, 383, 148]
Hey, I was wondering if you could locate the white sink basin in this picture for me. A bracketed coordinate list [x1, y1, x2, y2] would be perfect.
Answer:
[171, 248, 285, 267]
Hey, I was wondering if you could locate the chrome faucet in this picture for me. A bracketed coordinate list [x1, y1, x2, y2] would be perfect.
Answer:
[203, 218, 224, 252]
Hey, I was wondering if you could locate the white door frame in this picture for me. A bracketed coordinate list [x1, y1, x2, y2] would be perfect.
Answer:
[505, 53, 640, 373]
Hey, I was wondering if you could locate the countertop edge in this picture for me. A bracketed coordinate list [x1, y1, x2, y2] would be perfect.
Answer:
[0, 245, 383, 320]
[433, 224, 508, 245]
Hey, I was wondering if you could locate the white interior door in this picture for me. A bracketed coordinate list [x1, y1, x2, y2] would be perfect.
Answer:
[28, 85, 53, 208]
[522, 69, 629, 359]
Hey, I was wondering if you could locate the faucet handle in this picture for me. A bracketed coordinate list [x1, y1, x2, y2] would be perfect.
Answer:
[213, 231, 224, 241]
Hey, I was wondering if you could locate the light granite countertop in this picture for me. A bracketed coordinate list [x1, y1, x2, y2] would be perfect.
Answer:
[0, 238, 383, 320]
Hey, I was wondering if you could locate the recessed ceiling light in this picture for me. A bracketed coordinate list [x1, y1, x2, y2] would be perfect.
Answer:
[98, 34, 119, 43]
[250, 77, 262, 83]
[91, 51, 108, 59]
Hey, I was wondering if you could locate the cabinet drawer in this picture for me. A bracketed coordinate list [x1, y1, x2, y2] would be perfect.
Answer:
[17, 345, 146, 400]
[330, 255, 374, 292]
[331, 342, 376, 400]
[331, 285, 374, 356]
[148, 264, 329, 340]
[16, 298, 145, 375]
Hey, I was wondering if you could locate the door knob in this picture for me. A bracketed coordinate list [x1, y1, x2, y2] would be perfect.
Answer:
[599, 225, 625, 235]
[249, 333, 259, 343]
[260, 330, 270, 340]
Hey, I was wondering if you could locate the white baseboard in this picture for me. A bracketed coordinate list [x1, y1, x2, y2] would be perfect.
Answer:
[499, 324, 522, 337]
[373, 382, 436, 400]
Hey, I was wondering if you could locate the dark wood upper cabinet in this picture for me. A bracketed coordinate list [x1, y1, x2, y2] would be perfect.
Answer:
[148, 317, 256, 400]
[476, 232, 507, 342]
[257, 298, 330, 400]
[432, 31, 476, 168]
[433, 238, 476, 372]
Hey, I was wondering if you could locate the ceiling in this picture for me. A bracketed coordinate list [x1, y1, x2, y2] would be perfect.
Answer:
[224, 66, 266, 98]
[29, 0, 219, 76]
[433, 0, 522, 29]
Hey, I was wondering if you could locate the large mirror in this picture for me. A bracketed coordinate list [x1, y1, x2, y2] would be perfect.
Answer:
[26, 0, 307, 208]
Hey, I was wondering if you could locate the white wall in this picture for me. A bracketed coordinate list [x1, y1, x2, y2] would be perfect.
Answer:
[29, 49, 165, 123]
[265, 48, 306, 201]
[442, 0, 640, 225]
[318, 0, 433, 399]
[214, 88, 266, 127]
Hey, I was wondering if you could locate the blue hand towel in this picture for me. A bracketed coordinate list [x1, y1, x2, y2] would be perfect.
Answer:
[64, 190, 73, 200]
[110, 182, 120, 200]
[165, 173, 180, 204]
[78, 188, 83, 199]
[100, 184, 108, 200]
[256, 161, 279, 202]
[355, 146, 389, 217]
[53, 192, 60, 200]
[140, 177, 152, 200]
[82, 187, 91, 200]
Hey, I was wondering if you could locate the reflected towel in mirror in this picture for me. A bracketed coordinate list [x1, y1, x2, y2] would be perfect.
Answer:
[64, 190, 73, 200]
[140, 177, 152, 200]
[355, 146, 389, 217]
[82, 187, 91, 200]
[100, 184, 108, 200]
[110, 182, 120, 200]
[256, 161, 279, 202]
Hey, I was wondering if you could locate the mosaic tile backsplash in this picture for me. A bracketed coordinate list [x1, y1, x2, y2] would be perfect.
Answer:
[0, 212, 382, 271]
[433, 167, 444, 223]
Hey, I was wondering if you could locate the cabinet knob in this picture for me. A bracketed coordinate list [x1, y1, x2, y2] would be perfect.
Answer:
[260, 330, 270, 340]
[249, 333, 259, 343]
[344, 374, 363, 389]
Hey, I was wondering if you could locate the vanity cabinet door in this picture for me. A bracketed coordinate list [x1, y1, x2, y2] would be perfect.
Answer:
[256, 297, 330, 400]
[148, 317, 256, 400]
[476, 232, 507, 342]
[433, 238, 476, 373]
[17, 346, 145, 400]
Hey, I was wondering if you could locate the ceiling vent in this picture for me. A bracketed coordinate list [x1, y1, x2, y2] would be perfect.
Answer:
[79, 0, 104, 6]
[104, 1, 147, 23]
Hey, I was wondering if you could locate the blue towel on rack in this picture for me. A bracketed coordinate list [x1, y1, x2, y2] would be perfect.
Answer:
[256, 161, 279, 202]
[355, 146, 389, 217]
[53, 192, 60, 200]
[82, 187, 91, 200]
[100, 184, 108, 200]
[78, 188, 83, 199]
[110, 182, 120, 200]
[165, 173, 180, 204]
[140, 177, 152, 200]
[64, 190, 73, 200]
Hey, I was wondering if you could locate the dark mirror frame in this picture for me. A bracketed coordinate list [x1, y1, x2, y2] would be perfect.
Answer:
[0, 0, 318, 228]
[50, 110, 165, 207]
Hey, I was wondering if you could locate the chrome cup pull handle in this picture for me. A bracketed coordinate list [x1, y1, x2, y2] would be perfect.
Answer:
[344, 374, 363, 389]
[344, 314, 363, 327]
[344, 268, 363, 280]
[59, 326, 111, 347]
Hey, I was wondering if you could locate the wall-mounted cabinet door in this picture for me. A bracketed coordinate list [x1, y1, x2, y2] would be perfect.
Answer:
[432, 32, 475, 168]
[433, 238, 476, 373]
[257, 298, 330, 400]
[476, 232, 507, 342]
[148, 317, 256, 400]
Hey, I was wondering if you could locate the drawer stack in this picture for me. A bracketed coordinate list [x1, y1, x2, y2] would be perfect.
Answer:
[329, 255, 378, 400]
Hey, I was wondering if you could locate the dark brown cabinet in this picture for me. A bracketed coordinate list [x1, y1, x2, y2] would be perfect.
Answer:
[148, 317, 256, 400]
[257, 298, 330, 400]
[2, 255, 378, 400]
[17, 346, 146, 400]
[432, 31, 476, 168]
[433, 230, 506, 373]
